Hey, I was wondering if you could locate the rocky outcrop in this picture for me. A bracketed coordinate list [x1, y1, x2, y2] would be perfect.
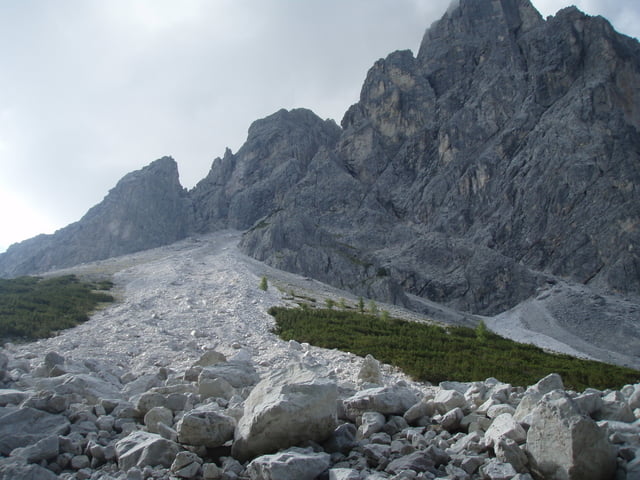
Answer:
[0, 157, 192, 276]
[2, 344, 638, 479]
[189, 108, 342, 231]
[240, 0, 640, 314]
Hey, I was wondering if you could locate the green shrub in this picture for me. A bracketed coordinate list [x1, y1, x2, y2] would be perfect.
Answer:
[476, 320, 489, 343]
[357, 297, 365, 313]
[368, 300, 378, 315]
[268, 306, 640, 391]
[0, 275, 114, 341]
[259, 276, 268, 291]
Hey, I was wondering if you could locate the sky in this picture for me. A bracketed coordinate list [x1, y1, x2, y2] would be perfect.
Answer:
[1, 0, 639, 253]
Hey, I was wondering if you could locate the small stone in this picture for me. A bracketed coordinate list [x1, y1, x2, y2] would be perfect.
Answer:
[71, 454, 91, 470]
[202, 462, 223, 479]
[359, 411, 386, 438]
[481, 458, 517, 480]
[144, 406, 173, 434]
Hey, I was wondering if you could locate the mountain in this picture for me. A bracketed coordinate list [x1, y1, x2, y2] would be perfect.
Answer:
[240, 0, 640, 314]
[1, 0, 639, 319]
[0, 157, 192, 276]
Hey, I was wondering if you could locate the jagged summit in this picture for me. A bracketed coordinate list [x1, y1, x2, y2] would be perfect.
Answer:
[1, 0, 639, 321]
[0, 156, 192, 276]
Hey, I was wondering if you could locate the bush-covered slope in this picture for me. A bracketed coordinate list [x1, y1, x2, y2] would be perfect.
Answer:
[269, 306, 640, 391]
[0, 274, 114, 340]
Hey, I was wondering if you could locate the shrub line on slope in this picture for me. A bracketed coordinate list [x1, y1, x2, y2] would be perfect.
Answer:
[0, 274, 114, 341]
[269, 306, 640, 391]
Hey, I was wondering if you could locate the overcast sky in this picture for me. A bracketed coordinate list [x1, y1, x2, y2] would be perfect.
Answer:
[1, 0, 639, 253]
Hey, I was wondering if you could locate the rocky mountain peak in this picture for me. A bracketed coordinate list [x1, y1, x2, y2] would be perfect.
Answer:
[190, 108, 341, 231]
[0, 156, 192, 276]
[1, 0, 639, 322]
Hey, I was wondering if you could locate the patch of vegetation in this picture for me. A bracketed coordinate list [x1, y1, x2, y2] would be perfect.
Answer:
[269, 307, 640, 391]
[259, 276, 269, 291]
[0, 274, 114, 341]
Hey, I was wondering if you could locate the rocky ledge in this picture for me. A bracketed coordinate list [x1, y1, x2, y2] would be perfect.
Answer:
[0, 346, 639, 480]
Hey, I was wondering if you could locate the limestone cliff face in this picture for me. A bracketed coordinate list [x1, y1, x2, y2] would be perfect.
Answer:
[0, 157, 192, 276]
[240, 0, 640, 314]
[190, 108, 341, 231]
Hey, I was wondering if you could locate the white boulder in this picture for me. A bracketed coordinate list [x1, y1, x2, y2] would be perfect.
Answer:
[176, 408, 236, 448]
[198, 360, 259, 389]
[232, 364, 337, 461]
[343, 383, 420, 421]
[144, 406, 173, 434]
[513, 373, 563, 424]
[246, 447, 331, 480]
[358, 354, 383, 386]
[115, 431, 181, 470]
[484, 413, 527, 447]
[526, 390, 616, 480]
[434, 388, 467, 414]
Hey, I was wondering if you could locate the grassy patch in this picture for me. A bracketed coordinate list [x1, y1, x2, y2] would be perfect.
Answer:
[269, 306, 640, 391]
[0, 274, 114, 341]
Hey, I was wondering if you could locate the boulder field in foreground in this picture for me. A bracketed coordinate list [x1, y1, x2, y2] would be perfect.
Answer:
[0, 346, 639, 480]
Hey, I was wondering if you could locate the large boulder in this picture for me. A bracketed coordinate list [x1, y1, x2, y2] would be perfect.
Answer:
[246, 448, 331, 480]
[0, 407, 70, 455]
[513, 373, 563, 423]
[0, 458, 58, 480]
[232, 363, 337, 461]
[176, 407, 236, 448]
[9, 435, 59, 464]
[115, 431, 181, 470]
[484, 413, 527, 447]
[526, 391, 616, 480]
[33, 373, 122, 404]
[0, 389, 31, 407]
[198, 360, 259, 389]
[342, 383, 420, 421]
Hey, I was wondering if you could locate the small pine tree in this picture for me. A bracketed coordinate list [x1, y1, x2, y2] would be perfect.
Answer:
[325, 298, 336, 309]
[358, 296, 365, 313]
[259, 276, 268, 291]
[368, 300, 378, 315]
[338, 298, 347, 309]
[381, 310, 390, 322]
[476, 320, 488, 342]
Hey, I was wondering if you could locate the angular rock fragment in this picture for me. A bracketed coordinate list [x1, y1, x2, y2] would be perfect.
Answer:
[246, 448, 331, 480]
[484, 413, 526, 447]
[0, 407, 70, 455]
[526, 390, 616, 480]
[176, 408, 236, 448]
[343, 383, 420, 421]
[232, 364, 337, 461]
[115, 431, 181, 470]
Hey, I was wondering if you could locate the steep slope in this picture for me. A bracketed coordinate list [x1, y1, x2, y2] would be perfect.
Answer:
[241, 0, 640, 314]
[0, 157, 192, 276]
